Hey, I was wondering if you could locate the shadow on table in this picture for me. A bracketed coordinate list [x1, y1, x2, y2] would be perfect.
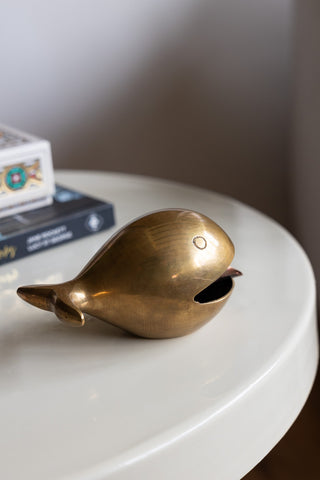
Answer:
[0, 314, 148, 386]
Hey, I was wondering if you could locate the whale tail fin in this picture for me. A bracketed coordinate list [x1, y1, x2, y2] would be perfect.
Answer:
[17, 284, 85, 327]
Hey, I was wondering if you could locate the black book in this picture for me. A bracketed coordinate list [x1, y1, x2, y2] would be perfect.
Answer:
[0, 184, 115, 266]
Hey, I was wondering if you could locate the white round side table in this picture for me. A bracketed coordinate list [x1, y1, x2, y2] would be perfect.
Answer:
[0, 171, 318, 480]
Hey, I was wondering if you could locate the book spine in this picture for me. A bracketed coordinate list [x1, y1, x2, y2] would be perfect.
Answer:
[0, 205, 115, 266]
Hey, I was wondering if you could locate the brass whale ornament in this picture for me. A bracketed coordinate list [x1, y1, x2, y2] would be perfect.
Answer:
[17, 209, 242, 338]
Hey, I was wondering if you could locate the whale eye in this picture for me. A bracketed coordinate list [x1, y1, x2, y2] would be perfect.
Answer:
[193, 236, 207, 250]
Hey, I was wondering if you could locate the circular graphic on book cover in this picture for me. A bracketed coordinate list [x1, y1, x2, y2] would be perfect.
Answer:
[85, 213, 104, 232]
[5, 167, 27, 190]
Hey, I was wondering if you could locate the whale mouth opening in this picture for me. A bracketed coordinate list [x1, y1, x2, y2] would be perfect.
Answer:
[194, 277, 233, 303]
[194, 267, 242, 304]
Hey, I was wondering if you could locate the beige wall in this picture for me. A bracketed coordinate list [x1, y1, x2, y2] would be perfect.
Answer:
[0, 0, 293, 226]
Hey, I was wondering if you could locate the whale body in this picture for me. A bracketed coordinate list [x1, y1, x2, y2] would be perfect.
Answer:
[17, 209, 241, 338]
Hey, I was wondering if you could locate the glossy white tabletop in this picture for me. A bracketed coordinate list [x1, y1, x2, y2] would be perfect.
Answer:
[0, 171, 318, 480]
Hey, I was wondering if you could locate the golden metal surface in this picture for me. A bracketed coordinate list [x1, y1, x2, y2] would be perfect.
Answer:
[17, 209, 241, 338]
